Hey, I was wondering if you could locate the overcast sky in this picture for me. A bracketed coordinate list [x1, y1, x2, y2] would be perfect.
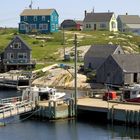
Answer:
[0, 0, 139, 27]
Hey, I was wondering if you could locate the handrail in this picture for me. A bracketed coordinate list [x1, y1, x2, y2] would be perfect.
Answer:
[1, 96, 22, 104]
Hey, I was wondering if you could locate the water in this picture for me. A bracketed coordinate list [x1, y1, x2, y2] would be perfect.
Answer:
[0, 90, 140, 140]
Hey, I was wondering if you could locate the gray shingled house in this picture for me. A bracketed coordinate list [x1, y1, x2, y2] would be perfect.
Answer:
[83, 10, 118, 31]
[84, 45, 124, 71]
[117, 14, 140, 34]
[96, 54, 140, 85]
[0, 36, 35, 72]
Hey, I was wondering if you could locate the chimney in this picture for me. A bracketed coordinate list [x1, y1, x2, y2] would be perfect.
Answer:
[126, 13, 128, 15]
[84, 10, 87, 17]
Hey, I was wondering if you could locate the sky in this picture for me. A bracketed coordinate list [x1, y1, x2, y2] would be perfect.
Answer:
[0, 0, 140, 27]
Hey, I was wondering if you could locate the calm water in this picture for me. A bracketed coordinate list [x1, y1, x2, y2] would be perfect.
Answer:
[0, 89, 140, 140]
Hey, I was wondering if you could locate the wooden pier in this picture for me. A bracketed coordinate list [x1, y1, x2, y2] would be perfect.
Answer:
[77, 98, 140, 125]
[0, 75, 29, 89]
[35, 98, 75, 119]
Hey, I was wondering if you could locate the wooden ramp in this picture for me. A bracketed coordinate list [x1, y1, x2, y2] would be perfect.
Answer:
[0, 98, 35, 121]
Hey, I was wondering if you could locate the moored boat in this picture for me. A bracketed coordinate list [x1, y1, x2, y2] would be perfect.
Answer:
[122, 84, 140, 102]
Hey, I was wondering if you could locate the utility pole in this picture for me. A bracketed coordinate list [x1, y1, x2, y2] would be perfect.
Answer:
[62, 27, 66, 60]
[74, 34, 78, 116]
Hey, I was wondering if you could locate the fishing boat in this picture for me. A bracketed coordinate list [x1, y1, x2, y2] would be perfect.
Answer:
[122, 84, 140, 102]
[23, 86, 66, 101]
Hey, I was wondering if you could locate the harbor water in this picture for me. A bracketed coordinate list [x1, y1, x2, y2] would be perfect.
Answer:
[0, 89, 140, 140]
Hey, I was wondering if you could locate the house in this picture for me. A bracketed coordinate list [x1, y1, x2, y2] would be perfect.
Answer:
[117, 14, 140, 34]
[19, 9, 59, 34]
[0, 36, 35, 72]
[84, 45, 124, 71]
[61, 19, 83, 30]
[83, 10, 118, 31]
[96, 54, 140, 85]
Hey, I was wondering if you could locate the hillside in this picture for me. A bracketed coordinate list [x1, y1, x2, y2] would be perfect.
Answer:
[0, 28, 140, 62]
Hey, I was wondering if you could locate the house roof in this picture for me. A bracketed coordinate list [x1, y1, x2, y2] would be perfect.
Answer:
[83, 12, 114, 22]
[112, 54, 140, 72]
[20, 9, 56, 16]
[118, 15, 140, 24]
[85, 45, 119, 58]
[5, 35, 31, 51]
[61, 19, 77, 27]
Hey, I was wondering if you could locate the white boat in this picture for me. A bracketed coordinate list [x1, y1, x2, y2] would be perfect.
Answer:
[122, 84, 140, 102]
[49, 91, 66, 101]
[23, 86, 66, 101]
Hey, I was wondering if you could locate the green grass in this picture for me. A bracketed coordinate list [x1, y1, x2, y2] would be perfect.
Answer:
[0, 28, 140, 62]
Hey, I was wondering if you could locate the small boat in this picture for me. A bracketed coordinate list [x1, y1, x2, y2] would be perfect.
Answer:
[23, 86, 66, 101]
[122, 84, 140, 102]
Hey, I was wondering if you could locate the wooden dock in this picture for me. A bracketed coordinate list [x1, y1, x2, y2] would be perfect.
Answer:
[35, 98, 75, 119]
[0, 75, 29, 89]
[77, 98, 140, 125]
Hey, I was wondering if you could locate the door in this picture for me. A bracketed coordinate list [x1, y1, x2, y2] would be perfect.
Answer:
[94, 24, 96, 30]
[134, 73, 138, 83]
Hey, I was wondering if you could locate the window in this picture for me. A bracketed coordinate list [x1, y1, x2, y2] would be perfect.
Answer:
[34, 16, 37, 21]
[86, 24, 91, 28]
[7, 53, 14, 59]
[24, 16, 27, 21]
[30, 24, 36, 30]
[13, 42, 21, 49]
[39, 24, 48, 30]
[100, 23, 106, 28]
[56, 24, 58, 30]
[20, 24, 26, 30]
[52, 24, 55, 30]
[55, 16, 57, 21]
[42, 16, 46, 21]
[18, 53, 27, 59]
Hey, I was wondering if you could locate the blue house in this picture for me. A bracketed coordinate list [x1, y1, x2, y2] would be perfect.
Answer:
[19, 9, 59, 34]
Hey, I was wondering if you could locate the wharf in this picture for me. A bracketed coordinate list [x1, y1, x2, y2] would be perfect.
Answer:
[35, 98, 75, 119]
[0, 75, 29, 89]
[77, 98, 140, 125]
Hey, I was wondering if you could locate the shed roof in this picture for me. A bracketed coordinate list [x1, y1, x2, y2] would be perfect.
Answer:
[118, 15, 140, 24]
[20, 9, 56, 16]
[83, 12, 114, 22]
[126, 24, 140, 29]
[112, 54, 140, 72]
[85, 45, 119, 58]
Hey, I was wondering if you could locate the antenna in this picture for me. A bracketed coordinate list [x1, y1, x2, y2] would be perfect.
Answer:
[29, 0, 33, 9]
[92, 6, 95, 13]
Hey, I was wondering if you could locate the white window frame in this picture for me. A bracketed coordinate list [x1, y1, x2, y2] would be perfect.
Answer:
[52, 24, 55, 30]
[42, 16, 46, 21]
[20, 24, 26, 30]
[18, 53, 27, 59]
[13, 42, 21, 49]
[39, 24, 48, 30]
[7, 53, 14, 59]
[30, 24, 37, 30]
[100, 23, 106, 28]
[34, 16, 37, 21]
[24, 16, 27, 21]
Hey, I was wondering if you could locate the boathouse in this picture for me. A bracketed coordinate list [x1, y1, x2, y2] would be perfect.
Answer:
[84, 45, 124, 71]
[96, 54, 140, 85]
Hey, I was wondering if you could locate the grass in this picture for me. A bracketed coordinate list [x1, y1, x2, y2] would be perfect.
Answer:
[0, 28, 140, 62]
